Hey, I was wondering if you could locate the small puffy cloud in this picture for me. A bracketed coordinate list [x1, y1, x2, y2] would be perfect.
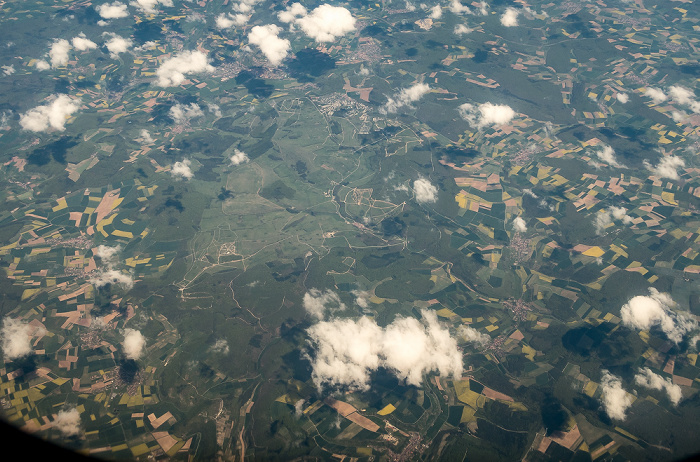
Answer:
[49, 39, 72, 68]
[429, 5, 442, 19]
[170, 102, 204, 124]
[139, 129, 154, 144]
[294, 399, 305, 418]
[454, 24, 472, 35]
[352, 290, 370, 309]
[122, 328, 145, 360]
[512, 216, 527, 233]
[210, 339, 229, 354]
[96, 2, 129, 19]
[230, 149, 249, 165]
[54, 408, 81, 437]
[634, 368, 682, 405]
[2, 65, 15, 76]
[381, 82, 430, 114]
[306, 309, 462, 391]
[593, 206, 633, 235]
[20, 94, 80, 132]
[295, 4, 356, 42]
[303, 289, 346, 320]
[668, 85, 700, 114]
[616, 93, 629, 104]
[91, 269, 134, 289]
[171, 158, 194, 180]
[645, 87, 667, 104]
[130, 0, 173, 13]
[500, 7, 519, 27]
[72, 33, 97, 51]
[414, 178, 438, 203]
[458, 325, 490, 346]
[155, 50, 214, 87]
[216, 12, 250, 28]
[458, 102, 515, 128]
[476, 1, 488, 15]
[102, 33, 132, 58]
[248, 25, 290, 66]
[449, 0, 471, 14]
[1, 318, 43, 360]
[595, 144, 625, 168]
[95, 244, 122, 267]
[644, 155, 684, 180]
[600, 370, 634, 421]
[620, 288, 696, 344]
[35, 60, 50, 70]
[278, 2, 307, 23]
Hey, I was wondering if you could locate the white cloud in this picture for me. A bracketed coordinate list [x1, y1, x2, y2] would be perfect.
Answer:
[458, 102, 516, 128]
[620, 288, 696, 344]
[405, 1, 417, 11]
[102, 33, 132, 58]
[19, 94, 80, 132]
[295, 4, 356, 42]
[454, 24, 472, 35]
[352, 290, 370, 309]
[208, 103, 222, 118]
[668, 85, 700, 114]
[645, 87, 667, 104]
[593, 206, 633, 235]
[595, 144, 625, 168]
[500, 7, 519, 27]
[294, 399, 305, 418]
[91, 269, 134, 289]
[130, 0, 173, 14]
[49, 39, 72, 68]
[303, 289, 346, 320]
[230, 149, 249, 165]
[122, 328, 145, 360]
[210, 339, 229, 354]
[512, 216, 527, 233]
[634, 368, 682, 406]
[414, 178, 438, 203]
[95, 244, 122, 267]
[96, 2, 129, 19]
[248, 25, 290, 66]
[458, 325, 490, 346]
[216, 12, 250, 28]
[170, 102, 204, 124]
[644, 155, 684, 180]
[171, 158, 194, 180]
[140, 129, 154, 144]
[54, 408, 81, 437]
[616, 93, 629, 104]
[35, 60, 50, 70]
[449, 0, 471, 14]
[476, 1, 488, 15]
[278, 2, 307, 23]
[1, 318, 44, 361]
[2, 65, 14, 76]
[72, 33, 97, 51]
[306, 309, 462, 391]
[155, 50, 214, 86]
[429, 5, 442, 19]
[600, 370, 633, 421]
[381, 82, 430, 114]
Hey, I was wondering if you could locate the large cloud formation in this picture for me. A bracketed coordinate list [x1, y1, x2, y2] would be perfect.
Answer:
[644, 155, 685, 180]
[19, 94, 80, 132]
[620, 288, 696, 344]
[1, 318, 44, 360]
[414, 178, 438, 203]
[54, 408, 81, 437]
[634, 368, 682, 405]
[381, 83, 430, 114]
[278, 4, 356, 42]
[248, 25, 291, 66]
[600, 370, 634, 421]
[306, 310, 463, 391]
[155, 50, 214, 87]
[458, 102, 515, 128]
[122, 328, 146, 360]
[303, 289, 346, 320]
